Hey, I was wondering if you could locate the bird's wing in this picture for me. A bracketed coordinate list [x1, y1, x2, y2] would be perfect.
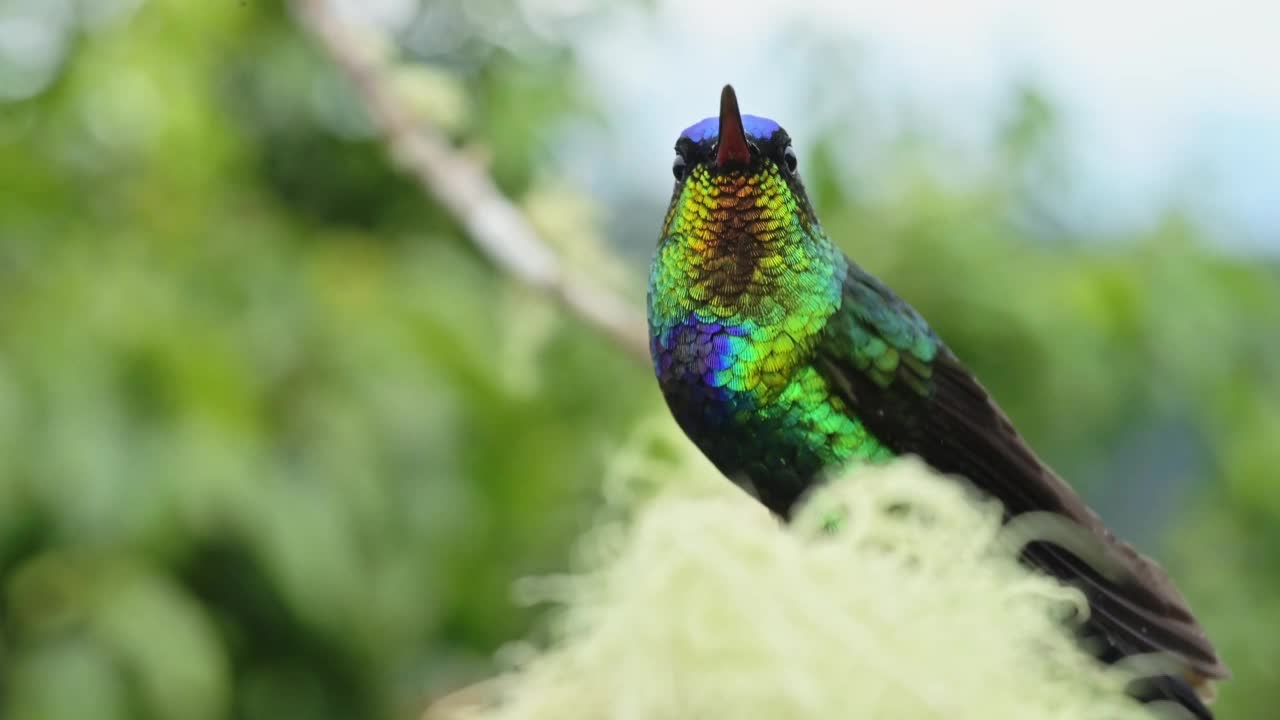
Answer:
[814, 262, 1229, 687]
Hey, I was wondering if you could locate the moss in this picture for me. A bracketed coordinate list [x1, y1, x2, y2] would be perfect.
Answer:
[480, 458, 1155, 720]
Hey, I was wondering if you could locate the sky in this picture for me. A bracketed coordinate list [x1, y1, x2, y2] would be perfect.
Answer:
[572, 0, 1280, 252]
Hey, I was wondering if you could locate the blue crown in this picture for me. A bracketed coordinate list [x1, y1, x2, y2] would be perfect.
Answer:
[679, 114, 783, 144]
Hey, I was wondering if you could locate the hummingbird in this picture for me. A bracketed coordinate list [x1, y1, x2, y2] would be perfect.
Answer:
[647, 85, 1228, 717]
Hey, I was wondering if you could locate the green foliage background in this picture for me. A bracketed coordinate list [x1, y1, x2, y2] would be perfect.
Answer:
[0, 1, 1276, 719]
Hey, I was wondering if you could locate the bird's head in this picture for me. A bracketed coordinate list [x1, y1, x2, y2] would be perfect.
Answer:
[651, 85, 841, 347]
[662, 85, 819, 257]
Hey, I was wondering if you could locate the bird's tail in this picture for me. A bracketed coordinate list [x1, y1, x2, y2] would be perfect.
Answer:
[1084, 626, 1216, 720]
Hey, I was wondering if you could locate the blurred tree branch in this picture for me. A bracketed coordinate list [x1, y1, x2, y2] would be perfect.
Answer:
[291, 0, 650, 361]
[419, 678, 500, 720]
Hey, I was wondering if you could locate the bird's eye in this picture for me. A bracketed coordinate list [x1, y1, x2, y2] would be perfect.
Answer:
[782, 146, 798, 174]
[672, 154, 687, 181]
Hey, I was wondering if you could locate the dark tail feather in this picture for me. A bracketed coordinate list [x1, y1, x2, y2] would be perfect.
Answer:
[1085, 625, 1214, 720]
[1127, 675, 1213, 720]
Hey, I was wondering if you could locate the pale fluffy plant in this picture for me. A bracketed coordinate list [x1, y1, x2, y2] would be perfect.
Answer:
[469, 432, 1165, 720]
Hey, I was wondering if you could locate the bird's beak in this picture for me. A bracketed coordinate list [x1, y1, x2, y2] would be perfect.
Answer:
[715, 84, 752, 168]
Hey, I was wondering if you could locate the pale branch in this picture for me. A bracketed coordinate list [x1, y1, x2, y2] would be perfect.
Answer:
[291, 0, 651, 361]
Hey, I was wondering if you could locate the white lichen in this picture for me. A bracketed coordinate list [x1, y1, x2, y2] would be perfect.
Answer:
[473, 450, 1162, 720]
